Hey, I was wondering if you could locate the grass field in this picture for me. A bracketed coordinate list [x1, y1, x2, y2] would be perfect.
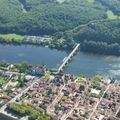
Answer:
[87, 0, 95, 3]
[107, 10, 118, 20]
[0, 76, 8, 87]
[75, 77, 86, 83]
[56, 0, 65, 4]
[0, 34, 25, 42]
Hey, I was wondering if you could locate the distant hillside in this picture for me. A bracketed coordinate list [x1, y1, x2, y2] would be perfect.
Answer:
[62, 19, 120, 55]
[0, 0, 109, 35]
[0, 0, 120, 55]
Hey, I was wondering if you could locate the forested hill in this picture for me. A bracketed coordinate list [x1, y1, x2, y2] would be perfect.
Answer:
[63, 19, 120, 55]
[0, 0, 111, 35]
[0, 0, 120, 55]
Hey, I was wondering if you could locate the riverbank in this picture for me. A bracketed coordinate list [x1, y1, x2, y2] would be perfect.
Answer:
[80, 40, 120, 56]
[1, 33, 120, 56]
[0, 34, 76, 51]
[0, 44, 120, 79]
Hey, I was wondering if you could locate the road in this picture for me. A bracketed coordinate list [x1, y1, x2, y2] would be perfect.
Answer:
[116, 106, 120, 116]
[58, 43, 80, 73]
[47, 79, 66, 116]
[0, 76, 41, 112]
[1, 71, 25, 76]
[61, 98, 79, 120]
[26, 36, 52, 42]
[88, 83, 111, 120]
[52, 84, 65, 106]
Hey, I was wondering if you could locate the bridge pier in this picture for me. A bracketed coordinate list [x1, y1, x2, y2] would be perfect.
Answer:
[57, 44, 80, 73]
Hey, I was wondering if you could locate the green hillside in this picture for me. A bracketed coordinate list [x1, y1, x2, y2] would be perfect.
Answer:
[0, 0, 108, 35]
[0, 0, 120, 55]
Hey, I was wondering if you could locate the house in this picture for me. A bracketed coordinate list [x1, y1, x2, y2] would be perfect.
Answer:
[25, 75, 35, 81]
[91, 88, 101, 95]
[79, 85, 85, 92]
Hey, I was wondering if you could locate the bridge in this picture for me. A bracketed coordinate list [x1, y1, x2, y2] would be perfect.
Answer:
[57, 43, 80, 73]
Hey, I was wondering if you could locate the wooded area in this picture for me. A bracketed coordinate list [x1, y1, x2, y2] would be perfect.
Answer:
[0, 0, 120, 55]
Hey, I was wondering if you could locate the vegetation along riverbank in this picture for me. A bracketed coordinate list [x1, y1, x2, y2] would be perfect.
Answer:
[1, 0, 120, 55]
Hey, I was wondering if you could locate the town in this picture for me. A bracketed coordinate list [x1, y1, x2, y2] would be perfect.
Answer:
[0, 61, 119, 120]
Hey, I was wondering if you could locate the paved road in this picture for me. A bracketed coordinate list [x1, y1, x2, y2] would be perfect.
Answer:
[61, 98, 79, 120]
[52, 85, 65, 106]
[116, 106, 120, 116]
[1, 71, 25, 76]
[47, 80, 66, 115]
[58, 44, 80, 73]
[88, 83, 111, 120]
[0, 77, 40, 112]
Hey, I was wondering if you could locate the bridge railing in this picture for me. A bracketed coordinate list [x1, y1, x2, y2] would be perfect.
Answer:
[58, 44, 80, 73]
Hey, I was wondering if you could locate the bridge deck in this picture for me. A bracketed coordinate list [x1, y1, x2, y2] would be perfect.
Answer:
[58, 44, 80, 73]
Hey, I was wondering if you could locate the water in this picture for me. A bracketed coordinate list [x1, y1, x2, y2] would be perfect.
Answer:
[65, 52, 120, 79]
[0, 44, 120, 119]
[0, 44, 67, 68]
[0, 44, 120, 79]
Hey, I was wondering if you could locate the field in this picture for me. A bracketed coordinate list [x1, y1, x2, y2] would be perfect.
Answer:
[107, 10, 118, 20]
[0, 34, 25, 42]
[0, 0, 120, 55]
[56, 0, 65, 3]
[0, 76, 8, 87]
[87, 0, 95, 3]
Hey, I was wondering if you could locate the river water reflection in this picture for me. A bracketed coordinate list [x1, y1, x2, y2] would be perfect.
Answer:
[0, 44, 120, 119]
[0, 44, 120, 79]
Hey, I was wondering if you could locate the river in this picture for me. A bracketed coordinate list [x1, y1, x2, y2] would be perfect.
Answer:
[0, 44, 120, 79]
[0, 44, 120, 120]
